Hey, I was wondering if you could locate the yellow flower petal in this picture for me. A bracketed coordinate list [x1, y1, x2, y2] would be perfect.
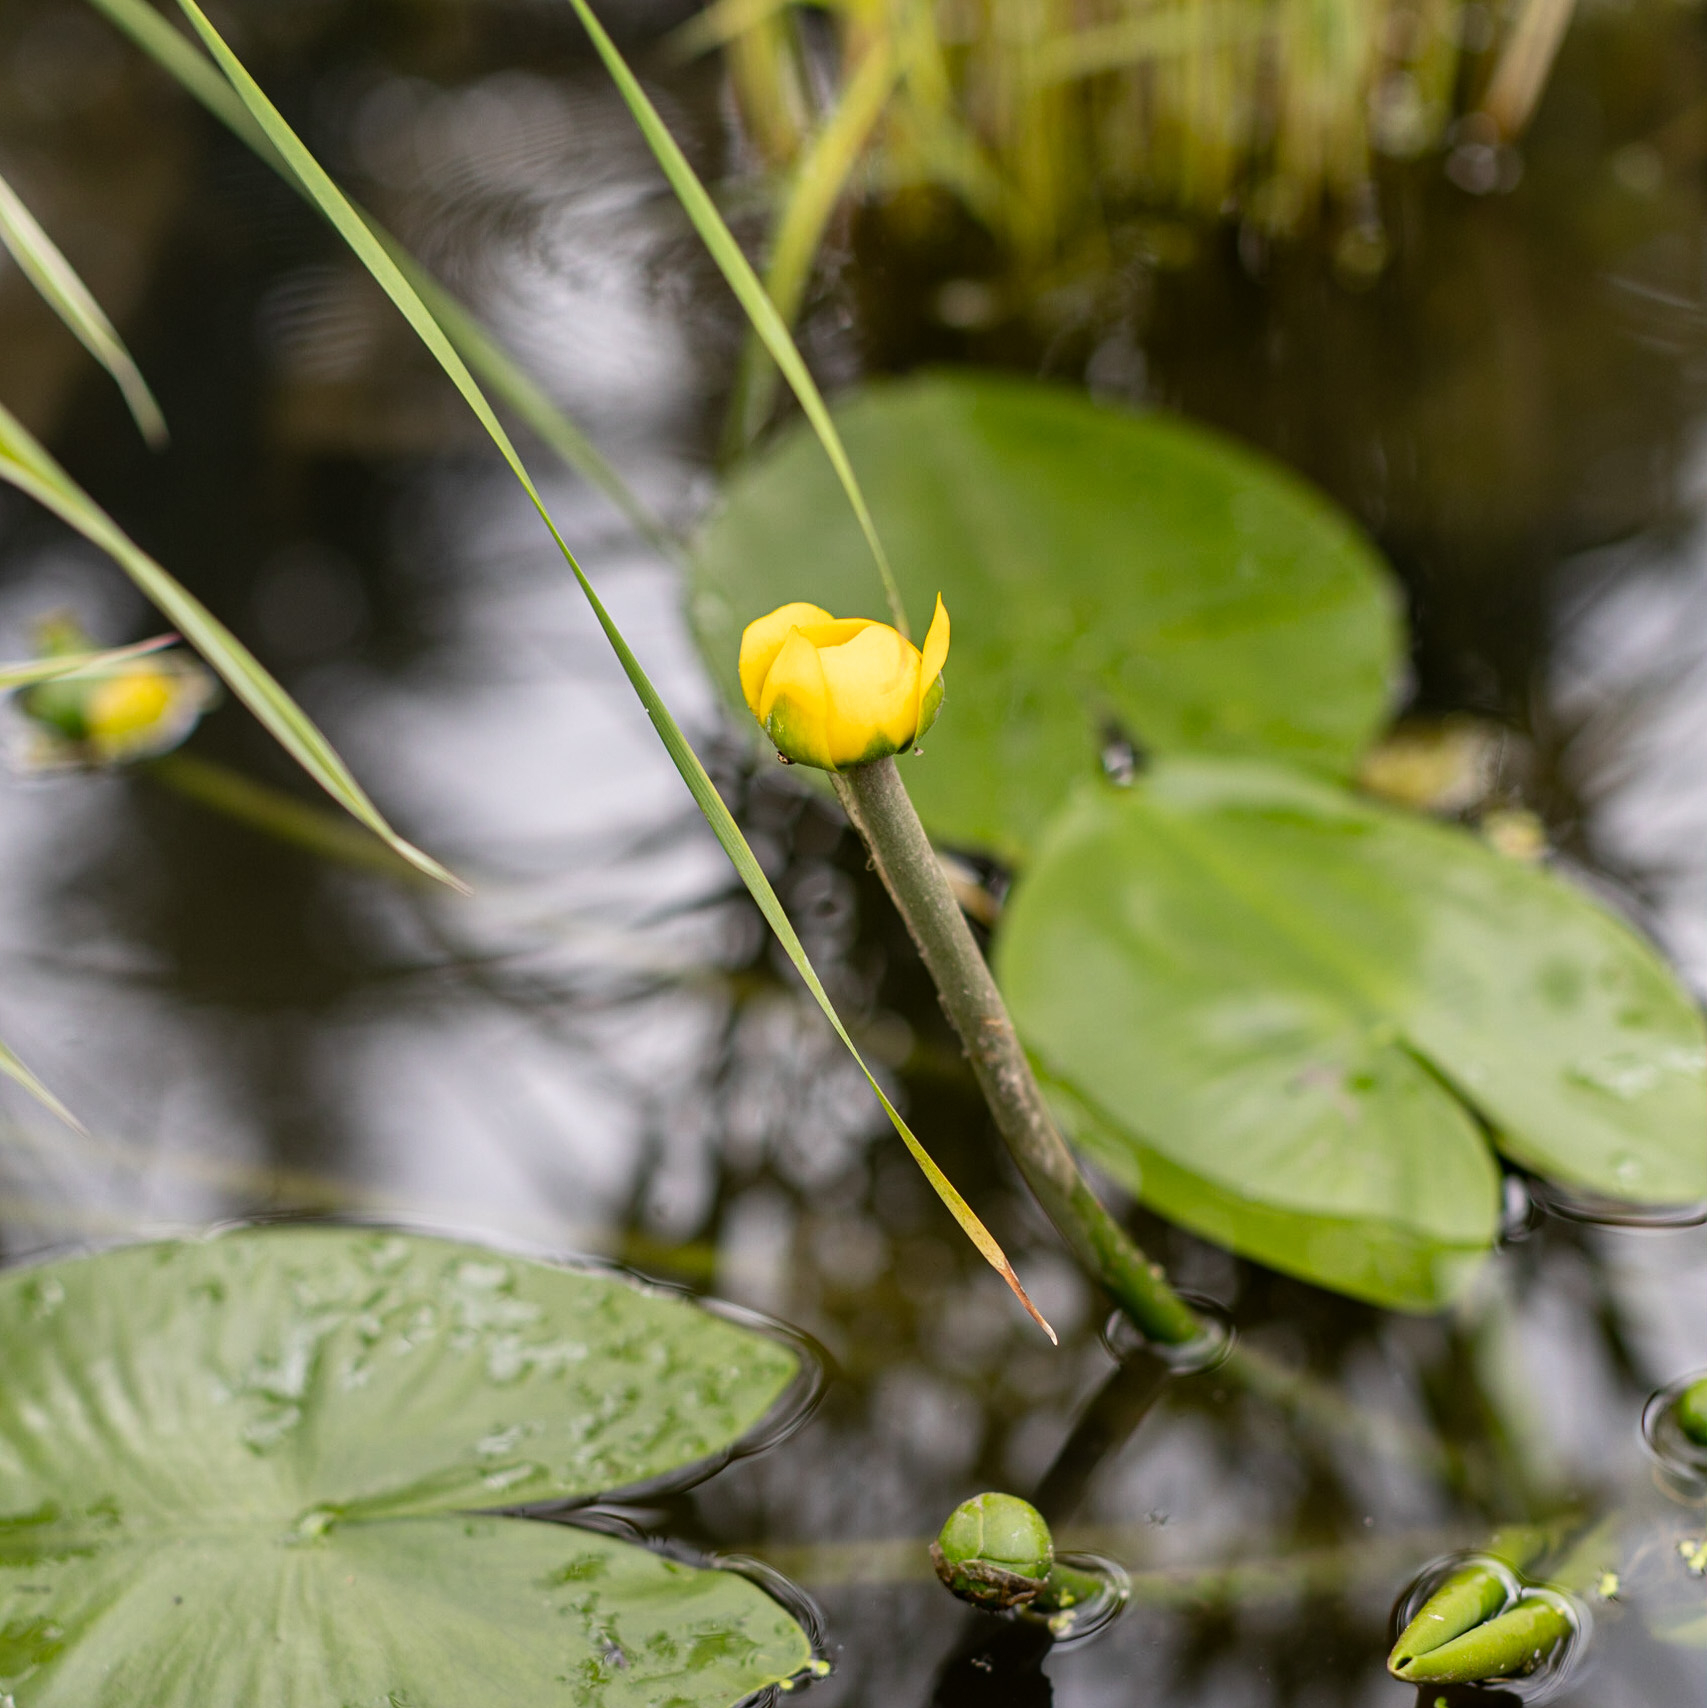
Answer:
[919, 594, 950, 686]
[87, 667, 174, 744]
[796, 617, 874, 650]
[818, 622, 922, 766]
[759, 627, 837, 769]
[913, 593, 950, 739]
[739, 602, 832, 718]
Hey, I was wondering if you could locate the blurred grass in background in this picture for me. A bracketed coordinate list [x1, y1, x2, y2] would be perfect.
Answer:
[698, 0, 1580, 321]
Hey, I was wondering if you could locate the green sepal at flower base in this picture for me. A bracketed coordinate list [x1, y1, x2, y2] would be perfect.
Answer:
[739, 595, 949, 770]
[17, 614, 216, 768]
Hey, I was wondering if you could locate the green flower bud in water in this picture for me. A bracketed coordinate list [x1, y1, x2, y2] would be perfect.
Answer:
[1389, 1593, 1575, 1686]
[1676, 1375, 1707, 1447]
[932, 1494, 1054, 1612]
[1390, 1559, 1516, 1671]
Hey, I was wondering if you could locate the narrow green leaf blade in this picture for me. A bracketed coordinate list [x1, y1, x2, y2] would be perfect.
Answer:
[0, 634, 174, 690]
[146, 752, 430, 882]
[376, 230, 684, 563]
[560, 0, 912, 635]
[81, 0, 271, 146]
[0, 167, 167, 448]
[0, 402, 462, 891]
[668, 0, 799, 60]
[0, 1033, 85, 1133]
[172, 0, 1047, 1335]
[727, 37, 900, 448]
[83, 0, 671, 553]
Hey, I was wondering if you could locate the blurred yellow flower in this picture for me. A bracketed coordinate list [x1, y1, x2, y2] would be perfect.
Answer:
[739, 595, 950, 771]
[82, 660, 211, 763]
[17, 616, 216, 769]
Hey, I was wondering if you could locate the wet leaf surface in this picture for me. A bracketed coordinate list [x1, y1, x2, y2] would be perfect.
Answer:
[693, 373, 1402, 860]
[0, 1227, 810, 1705]
[997, 760, 1707, 1307]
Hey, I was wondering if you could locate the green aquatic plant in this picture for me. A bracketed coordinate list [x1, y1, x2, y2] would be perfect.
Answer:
[685, 0, 1586, 439]
[933, 1493, 1056, 1607]
[1391, 1592, 1577, 1685]
[931, 1494, 1114, 1625]
[739, 595, 950, 769]
[53, 0, 1048, 1336]
[17, 616, 214, 768]
[1388, 1530, 1584, 1687]
[696, 373, 1400, 860]
[698, 374, 1707, 1310]
[1677, 1376, 1707, 1447]
[0, 163, 165, 449]
[0, 1226, 814, 1705]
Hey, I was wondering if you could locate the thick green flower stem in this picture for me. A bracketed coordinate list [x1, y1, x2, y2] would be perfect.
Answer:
[832, 757, 1201, 1347]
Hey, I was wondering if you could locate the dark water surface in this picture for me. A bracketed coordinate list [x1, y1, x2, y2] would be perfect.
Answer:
[5, 1, 1707, 1703]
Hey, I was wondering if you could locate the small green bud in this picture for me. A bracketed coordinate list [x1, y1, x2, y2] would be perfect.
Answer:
[932, 1493, 1054, 1612]
[1389, 1560, 1514, 1670]
[1676, 1376, 1707, 1448]
[1390, 1593, 1574, 1685]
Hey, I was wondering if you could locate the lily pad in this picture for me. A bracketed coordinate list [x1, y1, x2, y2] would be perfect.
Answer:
[692, 373, 1402, 860]
[0, 1226, 813, 1705]
[996, 760, 1707, 1308]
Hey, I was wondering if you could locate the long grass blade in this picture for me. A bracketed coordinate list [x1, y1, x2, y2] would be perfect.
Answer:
[1481, 0, 1577, 136]
[145, 752, 429, 882]
[1030, 2, 1267, 84]
[667, 0, 799, 61]
[0, 634, 175, 691]
[0, 168, 167, 449]
[0, 403, 463, 892]
[0, 1036, 86, 1134]
[559, 0, 911, 636]
[726, 37, 900, 450]
[375, 233, 685, 563]
[80, 0, 673, 556]
[173, 0, 1048, 1337]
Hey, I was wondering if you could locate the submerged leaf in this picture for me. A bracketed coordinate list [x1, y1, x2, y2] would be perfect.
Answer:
[694, 374, 1403, 861]
[996, 760, 1707, 1307]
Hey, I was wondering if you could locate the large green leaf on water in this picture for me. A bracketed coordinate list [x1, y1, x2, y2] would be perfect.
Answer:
[996, 760, 1707, 1309]
[692, 373, 1403, 861]
[0, 1517, 808, 1708]
[0, 1226, 812, 1705]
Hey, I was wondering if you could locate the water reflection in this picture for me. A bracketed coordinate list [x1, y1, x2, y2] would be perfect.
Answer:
[3, 0, 1707, 1704]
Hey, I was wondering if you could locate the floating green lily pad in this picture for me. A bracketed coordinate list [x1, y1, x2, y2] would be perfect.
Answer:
[693, 373, 1402, 860]
[996, 760, 1707, 1308]
[0, 1227, 812, 1705]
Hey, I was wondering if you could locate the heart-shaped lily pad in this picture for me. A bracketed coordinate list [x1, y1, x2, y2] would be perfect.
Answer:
[996, 760, 1707, 1308]
[692, 372, 1402, 861]
[0, 1226, 813, 1705]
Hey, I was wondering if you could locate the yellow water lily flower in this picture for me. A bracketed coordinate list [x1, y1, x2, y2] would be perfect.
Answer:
[82, 659, 214, 763]
[18, 616, 217, 769]
[739, 595, 950, 770]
